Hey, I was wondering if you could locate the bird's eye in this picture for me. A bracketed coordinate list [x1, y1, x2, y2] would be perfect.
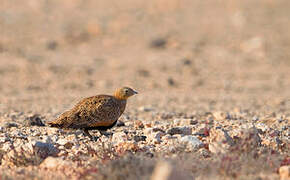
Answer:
[125, 89, 129, 93]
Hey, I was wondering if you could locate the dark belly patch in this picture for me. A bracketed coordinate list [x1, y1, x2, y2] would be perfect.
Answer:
[85, 120, 118, 131]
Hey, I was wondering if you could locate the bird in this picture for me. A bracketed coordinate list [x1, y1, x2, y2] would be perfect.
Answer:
[47, 87, 138, 140]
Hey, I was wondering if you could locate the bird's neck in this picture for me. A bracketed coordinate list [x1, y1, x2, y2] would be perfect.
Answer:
[114, 93, 128, 100]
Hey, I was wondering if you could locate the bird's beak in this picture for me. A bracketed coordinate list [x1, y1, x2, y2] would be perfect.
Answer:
[133, 90, 138, 94]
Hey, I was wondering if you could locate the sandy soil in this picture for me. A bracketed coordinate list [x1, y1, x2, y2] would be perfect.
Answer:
[0, 0, 289, 179]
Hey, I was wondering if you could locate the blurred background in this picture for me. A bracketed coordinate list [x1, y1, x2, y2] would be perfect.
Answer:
[0, 0, 290, 115]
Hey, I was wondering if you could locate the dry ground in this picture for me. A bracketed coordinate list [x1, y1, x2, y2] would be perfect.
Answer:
[0, 0, 289, 179]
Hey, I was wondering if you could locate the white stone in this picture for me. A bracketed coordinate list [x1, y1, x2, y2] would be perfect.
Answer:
[40, 157, 70, 169]
[0, 135, 9, 143]
[180, 135, 203, 150]
[112, 132, 127, 144]
[57, 138, 69, 146]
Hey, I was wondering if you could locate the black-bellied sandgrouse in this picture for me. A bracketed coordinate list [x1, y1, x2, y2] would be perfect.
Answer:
[47, 87, 138, 140]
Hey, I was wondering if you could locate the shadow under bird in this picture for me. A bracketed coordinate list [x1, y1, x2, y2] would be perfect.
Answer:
[47, 87, 138, 140]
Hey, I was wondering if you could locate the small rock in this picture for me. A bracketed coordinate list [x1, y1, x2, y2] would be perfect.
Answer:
[112, 132, 127, 144]
[167, 77, 176, 86]
[153, 128, 165, 133]
[145, 123, 152, 128]
[33, 141, 60, 159]
[133, 135, 147, 142]
[137, 69, 150, 77]
[151, 161, 173, 180]
[144, 128, 153, 135]
[134, 120, 144, 129]
[151, 161, 191, 180]
[139, 106, 154, 112]
[115, 142, 139, 154]
[182, 58, 191, 65]
[150, 38, 167, 49]
[167, 127, 192, 135]
[279, 166, 290, 180]
[24, 114, 45, 126]
[56, 139, 69, 146]
[0, 135, 9, 143]
[180, 135, 203, 150]
[56, 139, 74, 149]
[40, 157, 70, 169]
[213, 111, 230, 121]
[10, 130, 27, 139]
[190, 119, 198, 125]
[4, 122, 19, 128]
[46, 40, 58, 51]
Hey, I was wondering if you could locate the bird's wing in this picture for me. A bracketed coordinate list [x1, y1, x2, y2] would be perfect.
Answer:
[66, 95, 121, 129]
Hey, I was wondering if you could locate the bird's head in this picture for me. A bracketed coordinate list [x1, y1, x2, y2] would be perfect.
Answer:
[114, 87, 138, 100]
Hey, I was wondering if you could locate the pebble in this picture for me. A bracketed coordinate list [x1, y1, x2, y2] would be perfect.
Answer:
[180, 135, 203, 150]
[40, 157, 70, 169]
[112, 132, 127, 144]
[0, 135, 9, 143]
[33, 141, 60, 159]
[138, 106, 154, 112]
[4, 122, 19, 128]
[133, 135, 147, 142]
[24, 114, 45, 127]
[279, 166, 290, 180]
[167, 127, 192, 135]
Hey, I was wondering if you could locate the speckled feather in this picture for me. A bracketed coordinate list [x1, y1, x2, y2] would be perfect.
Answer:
[48, 95, 127, 129]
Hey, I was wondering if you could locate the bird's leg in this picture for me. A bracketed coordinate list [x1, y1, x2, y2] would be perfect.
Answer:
[83, 129, 99, 141]
[83, 129, 92, 138]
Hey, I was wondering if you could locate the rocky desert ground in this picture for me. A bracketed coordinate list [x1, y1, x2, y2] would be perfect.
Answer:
[0, 0, 289, 179]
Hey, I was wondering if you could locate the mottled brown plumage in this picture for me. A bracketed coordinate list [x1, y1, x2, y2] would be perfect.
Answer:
[47, 87, 138, 140]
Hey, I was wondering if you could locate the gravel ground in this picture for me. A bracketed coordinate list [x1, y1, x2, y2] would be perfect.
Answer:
[0, 0, 289, 179]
